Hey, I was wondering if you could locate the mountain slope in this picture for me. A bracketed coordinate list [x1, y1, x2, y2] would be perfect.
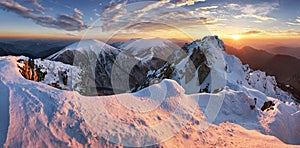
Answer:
[46, 39, 124, 95]
[266, 46, 300, 59]
[0, 40, 73, 58]
[47, 39, 174, 95]
[111, 38, 180, 61]
[226, 45, 300, 101]
[0, 42, 19, 56]
[47, 39, 120, 65]
[226, 46, 274, 69]
[135, 36, 294, 102]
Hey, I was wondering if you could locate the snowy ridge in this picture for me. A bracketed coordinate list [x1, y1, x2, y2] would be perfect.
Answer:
[109, 38, 141, 50]
[47, 39, 120, 60]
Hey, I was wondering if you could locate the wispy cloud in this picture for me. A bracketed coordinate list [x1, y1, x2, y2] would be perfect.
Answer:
[225, 2, 278, 21]
[22, 0, 45, 13]
[238, 30, 300, 37]
[93, 9, 100, 17]
[240, 30, 262, 35]
[286, 16, 300, 26]
[0, 1, 89, 31]
[267, 30, 300, 36]
[100, 1, 218, 33]
[234, 14, 276, 21]
[73, 8, 83, 19]
[174, 0, 205, 7]
[125, 22, 174, 32]
[196, 5, 218, 10]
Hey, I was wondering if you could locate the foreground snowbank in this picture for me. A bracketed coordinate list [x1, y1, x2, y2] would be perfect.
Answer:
[0, 56, 299, 147]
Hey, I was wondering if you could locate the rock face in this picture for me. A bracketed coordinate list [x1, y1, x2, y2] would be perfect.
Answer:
[261, 101, 275, 111]
[17, 57, 83, 91]
[18, 59, 41, 82]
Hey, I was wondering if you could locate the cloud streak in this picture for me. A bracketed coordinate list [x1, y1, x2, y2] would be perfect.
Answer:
[286, 16, 300, 26]
[240, 30, 262, 35]
[22, 0, 45, 13]
[174, 0, 205, 7]
[225, 2, 278, 21]
[0, 1, 89, 31]
[234, 14, 276, 21]
[239, 30, 300, 37]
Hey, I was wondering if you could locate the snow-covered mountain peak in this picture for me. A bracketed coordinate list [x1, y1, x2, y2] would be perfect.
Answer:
[201, 35, 226, 51]
[47, 39, 120, 62]
[183, 36, 225, 55]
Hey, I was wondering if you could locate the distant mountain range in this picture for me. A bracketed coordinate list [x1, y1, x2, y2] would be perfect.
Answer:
[226, 46, 300, 101]
[265, 46, 300, 59]
[0, 40, 75, 58]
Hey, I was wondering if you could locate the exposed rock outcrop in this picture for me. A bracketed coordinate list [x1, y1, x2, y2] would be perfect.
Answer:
[18, 59, 40, 82]
[17, 57, 83, 91]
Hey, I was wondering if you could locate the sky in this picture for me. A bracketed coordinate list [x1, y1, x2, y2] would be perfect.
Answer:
[0, 0, 300, 43]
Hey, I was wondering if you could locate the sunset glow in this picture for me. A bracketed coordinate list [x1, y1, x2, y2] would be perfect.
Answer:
[231, 35, 241, 40]
[0, 0, 299, 46]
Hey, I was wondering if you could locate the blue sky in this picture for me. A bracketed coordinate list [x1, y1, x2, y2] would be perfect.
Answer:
[0, 0, 299, 39]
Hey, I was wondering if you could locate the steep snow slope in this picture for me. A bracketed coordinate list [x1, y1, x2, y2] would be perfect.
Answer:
[0, 56, 299, 147]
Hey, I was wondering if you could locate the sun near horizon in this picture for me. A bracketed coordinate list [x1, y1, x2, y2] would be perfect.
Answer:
[231, 35, 241, 40]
